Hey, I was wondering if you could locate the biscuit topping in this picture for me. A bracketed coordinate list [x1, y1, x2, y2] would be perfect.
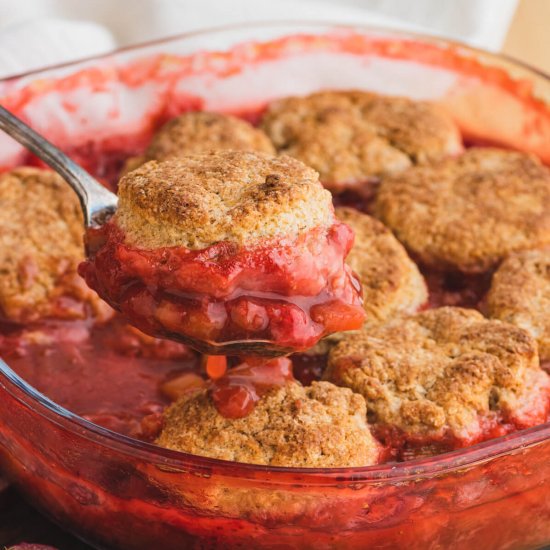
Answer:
[157, 379, 379, 467]
[262, 90, 462, 189]
[325, 307, 550, 454]
[375, 148, 550, 273]
[145, 111, 275, 161]
[0, 167, 105, 323]
[336, 207, 427, 321]
[115, 151, 333, 249]
[487, 248, 550, 362]
[123, 111, 276, 174]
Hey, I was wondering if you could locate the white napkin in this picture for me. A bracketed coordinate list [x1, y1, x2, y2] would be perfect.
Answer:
[0, 0, 518, 79]
[0, 16, 116, 78]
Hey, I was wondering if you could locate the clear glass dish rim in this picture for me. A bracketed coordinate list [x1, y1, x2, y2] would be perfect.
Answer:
[1, 20, 549, 484]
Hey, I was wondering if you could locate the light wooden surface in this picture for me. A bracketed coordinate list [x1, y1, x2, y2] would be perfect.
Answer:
[503, 0, 550, 73]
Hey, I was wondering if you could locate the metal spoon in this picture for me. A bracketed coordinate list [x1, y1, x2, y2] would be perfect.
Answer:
[0, 104, 117, 226]
[0, 105, 294, 356]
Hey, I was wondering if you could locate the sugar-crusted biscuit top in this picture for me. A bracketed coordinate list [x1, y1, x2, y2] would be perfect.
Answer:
[156, 380, 379, 467]
[0, 168, 88, 322]
[261, 90, 462, 188]
[336, 207, 427, 322]
[325, 307, 550, 440]
[122, 112, 276, 175]
[487, 248, 550, 362]
[145, 111, 275, 161]
[115, 151, 334, 249]
[375, 148, 550, 273]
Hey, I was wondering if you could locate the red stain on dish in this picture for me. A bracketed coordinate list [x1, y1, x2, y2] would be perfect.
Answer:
[23, 89, 204, 188]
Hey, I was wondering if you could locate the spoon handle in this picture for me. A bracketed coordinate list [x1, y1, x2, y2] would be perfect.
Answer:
[0, 104, 117, 226]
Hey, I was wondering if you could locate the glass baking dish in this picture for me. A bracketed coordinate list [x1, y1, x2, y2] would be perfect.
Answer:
[0, 22, 549, 550]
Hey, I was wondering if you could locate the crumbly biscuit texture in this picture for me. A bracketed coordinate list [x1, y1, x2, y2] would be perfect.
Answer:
[146, 112, 275, 160]
[261, 90, 462, 188]
[336, 207, 427, 321]
[123, 112, 275, 174]
[375, 148, 550, 273]
[325, 307, 549, 441]
[0, 168, 91, 322]
[157, 381, 379, 467]
[487, 248, 550, 362]
[115, 151, 334, 249]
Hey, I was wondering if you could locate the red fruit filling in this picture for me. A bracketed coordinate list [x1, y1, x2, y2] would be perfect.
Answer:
[375, 402, 550, 462]
[210, 357, 294, 419]
[79, 220, 365, 353]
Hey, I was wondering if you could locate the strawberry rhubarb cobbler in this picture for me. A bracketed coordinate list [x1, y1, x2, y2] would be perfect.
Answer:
[1, 90, 550, 472]
[157, 358, 380, 467]
[80, 150, 365, 355]
[324, 307, 550, 460]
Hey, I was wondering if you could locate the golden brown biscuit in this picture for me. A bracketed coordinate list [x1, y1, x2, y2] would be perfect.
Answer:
[261, 90, 462, 190]
[487, 248, 550, 362]
[115, 151, 334, 249]
[0, 167, 105, 322]
[124, 112, 275, 173]
[302, 208, 427, 357]
[336, 207, 427, 322]
[156, 380, 379, 467]
[375, 148, 550, 273]
[325, 307, 550, 445]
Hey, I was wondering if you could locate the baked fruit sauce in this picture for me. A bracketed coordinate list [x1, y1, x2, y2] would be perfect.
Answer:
[209, 357, 294, 419]
[80, 219, 365, 354]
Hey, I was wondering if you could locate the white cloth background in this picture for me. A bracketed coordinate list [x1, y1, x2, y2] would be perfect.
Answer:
[0, 0, 518, 79]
